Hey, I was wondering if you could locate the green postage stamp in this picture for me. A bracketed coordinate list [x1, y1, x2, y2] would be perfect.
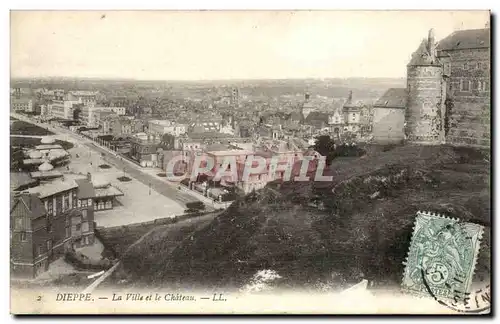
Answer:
[402, 211, 484, 301]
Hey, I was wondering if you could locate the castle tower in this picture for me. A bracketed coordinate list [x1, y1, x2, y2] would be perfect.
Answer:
[405, 28, 446, 145]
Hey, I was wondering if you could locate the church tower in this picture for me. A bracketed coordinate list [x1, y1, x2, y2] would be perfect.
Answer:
[301, 92, 314, 120]
[405, 29, 446, 145]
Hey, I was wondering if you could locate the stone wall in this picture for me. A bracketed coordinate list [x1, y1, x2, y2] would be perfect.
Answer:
[439, 48, 490, 148]
[406, 65, 445, 145]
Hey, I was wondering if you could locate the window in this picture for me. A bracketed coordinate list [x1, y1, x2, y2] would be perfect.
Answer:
[47, 201, 53, 215]
[63, 193, 69, 211]
[76, 224, 81, 231]
[461, 80, 470, 91]
[463, 63, 468, 70]
[88, 199, 92, 206]
[46, 240, 52, 251]
[65, 226, 71, 238]
[82, 209, 88, 220]
[81, 199, 87, 207]
[472, 80, 480, 91]
[56, 196, 62, 216]
[444, 63, 451, 75]
[477, 62, 482, 69]
[46, 216, 52, 233]
[82, 222, 89, 232]
[20, 231, 27, 242]
[15, 218, 23, 230]
[37, 245, 43, 256]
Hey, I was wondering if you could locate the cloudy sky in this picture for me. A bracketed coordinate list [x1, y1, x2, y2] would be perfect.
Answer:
[11, 10, 489, 80]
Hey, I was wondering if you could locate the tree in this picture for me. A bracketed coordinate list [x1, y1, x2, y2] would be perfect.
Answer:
[313, 135, 336, 165]
[313, 135, 334, 157]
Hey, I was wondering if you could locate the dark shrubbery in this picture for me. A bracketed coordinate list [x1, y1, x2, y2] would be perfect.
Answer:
[313, 135, 366, 164]
[119, 145, 491, 291]
[186, 201, 205, 211]
[10, 121, 54, 136]
[99, 164, 111, 169]
[117, 176, 132, 182]
[10, 137, 74, 150]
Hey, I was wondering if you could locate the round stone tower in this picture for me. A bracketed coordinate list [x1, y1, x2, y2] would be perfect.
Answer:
[405, 29, 446, 145]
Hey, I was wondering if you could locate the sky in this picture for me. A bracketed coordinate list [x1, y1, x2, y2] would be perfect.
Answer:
[10, 10, 490, 80]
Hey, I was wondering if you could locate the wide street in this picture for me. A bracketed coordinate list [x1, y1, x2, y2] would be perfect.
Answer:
[10, 113, 214, 212]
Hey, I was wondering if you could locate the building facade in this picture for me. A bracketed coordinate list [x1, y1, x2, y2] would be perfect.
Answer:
[149, 120, 187, 137]
[11, 177, 95, 278]
[372, 88, 407, 144]
[129, 133, 162, 167]
[11, 98, 34, 113]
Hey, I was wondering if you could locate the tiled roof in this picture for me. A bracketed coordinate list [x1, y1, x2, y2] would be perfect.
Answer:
[10, 172, 37, 191]
[75, 179, 95, 199]
[288, 111, 303, 121]
[11, 193, 46, 219]
[305, 112, 329, 123]
[35, 144, 63, 150]
[437, 28, 490, 51]
[94, 186, 124, 198]
[205, 143, 230, 152]
[374, 88, 408, 109]
[187, 132, 233, 140]
[27, 178, 79, 199]
[11, 98, 32, 104]
[30, 171, 64, 180]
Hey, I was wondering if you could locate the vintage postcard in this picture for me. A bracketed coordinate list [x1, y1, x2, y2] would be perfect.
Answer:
[9, 10, 491, 315]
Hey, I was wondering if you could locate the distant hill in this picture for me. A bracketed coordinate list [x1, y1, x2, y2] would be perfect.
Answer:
[10, 77, 405, 103]
[119, 145, 490, 291]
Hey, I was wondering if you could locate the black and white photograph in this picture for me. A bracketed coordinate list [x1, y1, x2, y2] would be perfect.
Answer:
[8, 10, 491, 314]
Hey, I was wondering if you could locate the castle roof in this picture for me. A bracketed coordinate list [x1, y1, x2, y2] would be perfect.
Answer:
[408, 39, 440, 66]
[374, 88, 407, 109]
[437, 28, 490, 51]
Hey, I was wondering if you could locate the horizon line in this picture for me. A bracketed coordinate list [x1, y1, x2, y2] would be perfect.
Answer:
[10, 76, 407, 83]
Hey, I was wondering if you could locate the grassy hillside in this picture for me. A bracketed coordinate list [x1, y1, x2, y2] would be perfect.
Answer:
[120, 145, 491, 291]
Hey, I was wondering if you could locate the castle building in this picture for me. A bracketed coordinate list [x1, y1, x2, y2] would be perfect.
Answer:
[374, 26, 490, 147]
[405, 28, 446, 144]
[437, 27, 490, 147]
